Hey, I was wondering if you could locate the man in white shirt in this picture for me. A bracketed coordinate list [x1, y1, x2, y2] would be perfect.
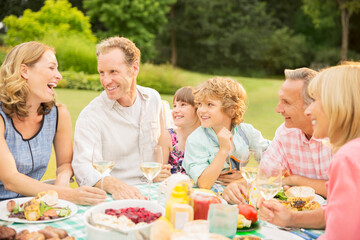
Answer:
[72, 37, 168, 200]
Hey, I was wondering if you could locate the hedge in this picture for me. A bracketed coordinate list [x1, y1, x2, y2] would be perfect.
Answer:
[58, 63, 185, 94]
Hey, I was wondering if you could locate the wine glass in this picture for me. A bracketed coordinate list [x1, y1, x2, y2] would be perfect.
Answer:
[92, 144, 115, 190]
[256, 161, 282, 201]
[140, 145, 163, 200]
[240, 148, 261, 203]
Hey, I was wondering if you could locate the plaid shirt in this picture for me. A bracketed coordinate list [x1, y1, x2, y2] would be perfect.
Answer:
[262, 123, 332, 180]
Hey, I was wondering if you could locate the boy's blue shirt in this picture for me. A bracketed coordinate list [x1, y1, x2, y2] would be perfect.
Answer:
[182, 123, 270, 188]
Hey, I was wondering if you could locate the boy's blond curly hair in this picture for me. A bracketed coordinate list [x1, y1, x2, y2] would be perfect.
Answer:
[194, 77, 247, 125]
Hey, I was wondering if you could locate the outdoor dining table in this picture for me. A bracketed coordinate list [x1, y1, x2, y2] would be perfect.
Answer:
[2, 182, 324, 240]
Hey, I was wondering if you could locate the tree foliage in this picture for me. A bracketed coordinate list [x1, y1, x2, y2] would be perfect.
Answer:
[3, 0, 96, 46]
[156, 0, 309, 75]
[303, 0, 360, 60]
[83, 0, 175, 61]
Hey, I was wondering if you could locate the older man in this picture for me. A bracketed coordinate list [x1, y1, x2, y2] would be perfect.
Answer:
[72, 37, 169, 200]
[223, 68, 332, 204]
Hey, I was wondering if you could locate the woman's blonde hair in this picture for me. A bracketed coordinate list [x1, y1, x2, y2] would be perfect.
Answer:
[0, 41, 56, 118]
[194, 77, 247, 125]
[308, 62, 360, 152]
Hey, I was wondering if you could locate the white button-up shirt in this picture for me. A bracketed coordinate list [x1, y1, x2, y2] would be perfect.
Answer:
[72, 86, 162, 186]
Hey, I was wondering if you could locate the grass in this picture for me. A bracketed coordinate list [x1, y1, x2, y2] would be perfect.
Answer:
[41, 73, 284, 184]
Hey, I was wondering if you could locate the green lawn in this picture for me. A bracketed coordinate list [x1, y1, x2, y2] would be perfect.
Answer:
[42, 76, 284, 183]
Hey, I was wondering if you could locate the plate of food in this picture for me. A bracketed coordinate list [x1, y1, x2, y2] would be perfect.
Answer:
[237, 221, 260, 232]
[236, 204, 259, 232]
[275, 186, 325, 211]
[0, 191, 77, 223]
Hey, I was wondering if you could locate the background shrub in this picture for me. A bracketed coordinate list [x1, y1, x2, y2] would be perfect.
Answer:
[58, 63, 185, 94]
[42, 34, 98, 74]
[58, 71, 102, 91]
[0, 46, 7, 65]
[2, 0, 96, 46]
[137, 64, 184, 94]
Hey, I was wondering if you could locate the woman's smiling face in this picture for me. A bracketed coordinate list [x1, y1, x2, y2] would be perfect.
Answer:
[25, 50, 62, 103]
[305, 97, 329, 139]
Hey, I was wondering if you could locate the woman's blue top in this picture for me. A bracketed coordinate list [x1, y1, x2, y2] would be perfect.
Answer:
[0, 103, 58, 200]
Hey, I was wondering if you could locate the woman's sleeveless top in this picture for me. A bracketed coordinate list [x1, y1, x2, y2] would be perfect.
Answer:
[168, 128, 186, 174]
[0, 103, 58, 200]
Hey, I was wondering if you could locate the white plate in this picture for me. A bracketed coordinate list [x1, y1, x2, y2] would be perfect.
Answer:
[260, 226, 303, 240]
[0, 197, 78, 223]
[314, 194, 326, 205]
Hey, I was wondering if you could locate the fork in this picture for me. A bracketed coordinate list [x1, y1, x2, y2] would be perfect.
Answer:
[299, 228, 320, 239]
[278, 227, 313, 240]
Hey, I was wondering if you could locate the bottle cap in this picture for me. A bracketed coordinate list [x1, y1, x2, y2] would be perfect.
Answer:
[171, 183, 188, 198]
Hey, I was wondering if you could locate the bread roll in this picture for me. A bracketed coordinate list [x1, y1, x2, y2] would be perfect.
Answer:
[285, 186, 315, 201]
[37, 190, 58, 206]
[0, 226, 16, 240]
[171, 233, 230, 240]
[182, 220, 209, 234]
[150, 217, 174, 240]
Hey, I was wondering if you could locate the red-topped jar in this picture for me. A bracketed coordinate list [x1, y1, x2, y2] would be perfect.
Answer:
[193, 193, 221, 220]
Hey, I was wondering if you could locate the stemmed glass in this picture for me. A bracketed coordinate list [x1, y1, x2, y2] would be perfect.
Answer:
[92, 144, 115, 190]
[140, 146, 163, 200]
[240, 149, 261, 203]
[256, 161, 282, 201]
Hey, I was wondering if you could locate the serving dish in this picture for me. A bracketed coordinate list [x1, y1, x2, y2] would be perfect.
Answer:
[84, 199, 164, 240]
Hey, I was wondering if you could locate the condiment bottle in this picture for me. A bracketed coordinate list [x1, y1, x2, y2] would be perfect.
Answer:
[165, 183, 190, 221]
[170, 203, 194, 230]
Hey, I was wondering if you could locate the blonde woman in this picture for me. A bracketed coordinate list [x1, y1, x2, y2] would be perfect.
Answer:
[258, 63, 360, 239]
[0, 41, 106, 205]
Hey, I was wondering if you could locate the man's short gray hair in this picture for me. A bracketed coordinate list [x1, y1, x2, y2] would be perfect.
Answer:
[284, 67, 318, 107]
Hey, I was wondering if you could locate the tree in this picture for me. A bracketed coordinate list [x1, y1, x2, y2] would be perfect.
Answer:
[0, 0, 44, 21]
[0, 0, 85, 20]
[3, 0, 96, 46]
[83, 0, 176, 62]
[303, 0, 360, 60]
[337, 0, 360, 60]
[155, 0, 309, 75]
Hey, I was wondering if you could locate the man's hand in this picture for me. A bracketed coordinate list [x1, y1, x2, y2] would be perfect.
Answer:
[257, 198, 293, 227]
[222, 179, 247, 204]
[100, 176, 146, 200]
[154, 164, 171, 183]
[217, 170, 242, 185]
